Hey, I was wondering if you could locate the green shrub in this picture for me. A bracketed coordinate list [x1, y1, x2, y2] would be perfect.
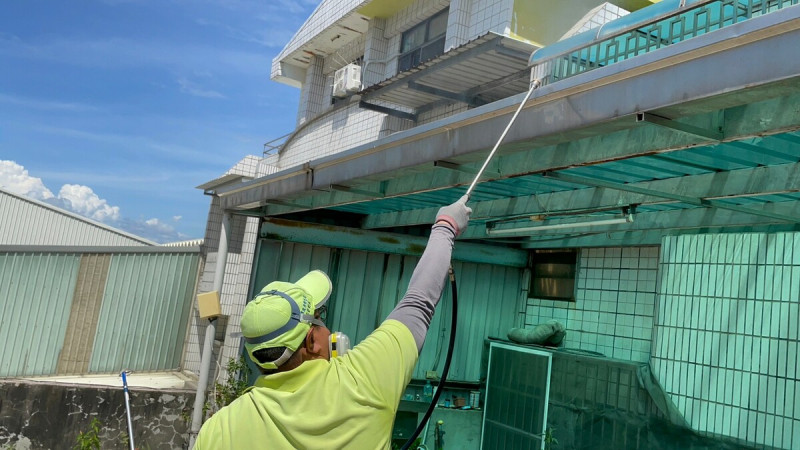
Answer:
[73, 417, 102, 450]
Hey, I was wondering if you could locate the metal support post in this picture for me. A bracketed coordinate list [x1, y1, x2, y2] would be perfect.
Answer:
[189, 210, 231, 448]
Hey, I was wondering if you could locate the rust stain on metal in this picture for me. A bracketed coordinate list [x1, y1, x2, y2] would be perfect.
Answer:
[378, 236, 400, 244]
[406, 244, 425, 254]
[269, 218, 364, 234]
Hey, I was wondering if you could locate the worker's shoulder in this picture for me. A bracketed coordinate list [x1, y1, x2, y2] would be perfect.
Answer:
[378, 319, 416, 344]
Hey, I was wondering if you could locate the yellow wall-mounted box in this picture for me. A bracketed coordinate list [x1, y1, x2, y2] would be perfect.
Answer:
[198, 291, 222, 319]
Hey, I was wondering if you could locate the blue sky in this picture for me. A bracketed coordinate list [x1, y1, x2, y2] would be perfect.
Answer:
[0, 0, 321, 242]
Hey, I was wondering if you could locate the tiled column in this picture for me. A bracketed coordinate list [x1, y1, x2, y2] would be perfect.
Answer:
[363, 18, 390, 87]
[445, 0, 472, 50]
[296, 55, 325, 126]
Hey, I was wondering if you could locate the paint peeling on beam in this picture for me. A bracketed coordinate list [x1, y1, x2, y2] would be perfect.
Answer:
[260, 218, 528, 267]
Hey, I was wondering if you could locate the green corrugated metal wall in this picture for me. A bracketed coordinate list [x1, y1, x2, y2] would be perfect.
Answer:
[0, 252, 81, 376]
[0, 250, 199, 377]
[90, 252, 200, 372]
[251, 239, 523, 382]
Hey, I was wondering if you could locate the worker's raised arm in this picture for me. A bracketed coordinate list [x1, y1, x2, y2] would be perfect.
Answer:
[387, 196, 471, 351]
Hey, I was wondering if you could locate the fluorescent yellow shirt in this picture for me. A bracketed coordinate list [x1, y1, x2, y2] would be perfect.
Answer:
[195, 319, 418, 449]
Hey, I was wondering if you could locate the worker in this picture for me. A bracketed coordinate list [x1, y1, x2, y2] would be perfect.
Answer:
[194, 196, 471, 449]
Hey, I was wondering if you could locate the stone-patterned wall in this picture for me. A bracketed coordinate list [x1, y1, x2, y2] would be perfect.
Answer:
[0, 381, 193, 449]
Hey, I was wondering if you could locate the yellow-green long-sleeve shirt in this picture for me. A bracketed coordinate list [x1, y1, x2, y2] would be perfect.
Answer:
[194, 320, 418, 449]
[195, 224, 456, 449]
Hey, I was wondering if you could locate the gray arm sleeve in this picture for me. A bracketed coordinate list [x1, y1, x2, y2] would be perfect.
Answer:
[386, 224, 455, 352]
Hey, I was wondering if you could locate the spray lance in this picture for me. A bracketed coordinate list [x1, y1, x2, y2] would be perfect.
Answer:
[400, 78, 541, 450]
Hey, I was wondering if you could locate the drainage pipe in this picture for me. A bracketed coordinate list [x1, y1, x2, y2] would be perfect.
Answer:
[189, 210, 231, 448]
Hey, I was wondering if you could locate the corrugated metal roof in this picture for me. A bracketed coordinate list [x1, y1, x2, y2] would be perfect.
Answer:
[360, 33, 535, 113]
[0, 188, 155, 246]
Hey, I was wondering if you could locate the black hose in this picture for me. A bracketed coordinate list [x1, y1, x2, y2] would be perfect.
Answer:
[401, 266, 458, 450]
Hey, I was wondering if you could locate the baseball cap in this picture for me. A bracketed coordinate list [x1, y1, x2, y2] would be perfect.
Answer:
[241, 270, 332, 370]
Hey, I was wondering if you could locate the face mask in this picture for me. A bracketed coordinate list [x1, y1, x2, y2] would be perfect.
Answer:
[329, 332, 351, 358]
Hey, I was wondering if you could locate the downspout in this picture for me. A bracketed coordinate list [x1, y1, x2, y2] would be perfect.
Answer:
[189, 210, 231, 448]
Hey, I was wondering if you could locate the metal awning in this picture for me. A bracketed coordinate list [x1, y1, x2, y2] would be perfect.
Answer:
[217, 6, 800, 249]
[358, 33, 537, 119]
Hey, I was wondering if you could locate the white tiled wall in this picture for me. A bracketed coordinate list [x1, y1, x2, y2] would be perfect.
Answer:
[652, 233, 800, 449]
[185, 157, 263, 382]
[525, 247, 659, 363]
[278, 103, 413, 169]
[468, 0, 514, 42]
[282, 0, 537, 168]
[271, 0, 366, 80]
[565, 2, 628, 38]
[445, 0, 473, 50]
[297, 55, 325, 125]
[363, 18, 390, 86]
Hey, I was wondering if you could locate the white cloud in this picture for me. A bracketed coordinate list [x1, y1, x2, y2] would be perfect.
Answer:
[1, 160, 124, 223]
[0, 160, 55, 200]
[1, 161, 193, 243]
[177, 77, 226, 99]
[121, 217, 190, 243]
[57, 184, 121, 222]
[0, 93, 99, 112]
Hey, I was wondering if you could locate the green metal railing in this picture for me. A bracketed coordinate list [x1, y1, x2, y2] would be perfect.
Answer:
[539, 0, 799, 84]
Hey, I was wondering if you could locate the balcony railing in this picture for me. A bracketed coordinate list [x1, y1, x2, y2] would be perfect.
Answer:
[531, 0, 799, 86]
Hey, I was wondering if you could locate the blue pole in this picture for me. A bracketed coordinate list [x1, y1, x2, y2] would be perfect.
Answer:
[121, 371, 135, 450]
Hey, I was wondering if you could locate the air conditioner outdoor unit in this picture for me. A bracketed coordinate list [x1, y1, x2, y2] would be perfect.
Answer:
[332, 63, 361, 98]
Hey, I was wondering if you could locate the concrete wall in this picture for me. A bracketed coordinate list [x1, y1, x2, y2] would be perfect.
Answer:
[0, 380, 193, 450]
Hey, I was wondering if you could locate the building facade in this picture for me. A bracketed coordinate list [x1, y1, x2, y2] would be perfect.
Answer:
[190, 0, 800, 448]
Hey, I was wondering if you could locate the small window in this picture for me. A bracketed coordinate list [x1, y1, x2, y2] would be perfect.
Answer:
[398, 9, 448, 73]
[529, 249, 577, 301]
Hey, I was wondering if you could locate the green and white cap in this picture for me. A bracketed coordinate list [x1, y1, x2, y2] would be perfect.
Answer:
[240, 270, 332, 370]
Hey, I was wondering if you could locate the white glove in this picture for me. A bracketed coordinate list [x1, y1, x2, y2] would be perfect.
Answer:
[435, 195, 472, 236]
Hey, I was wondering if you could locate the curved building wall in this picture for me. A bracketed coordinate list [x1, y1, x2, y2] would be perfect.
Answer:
[278, 103, 413, 169]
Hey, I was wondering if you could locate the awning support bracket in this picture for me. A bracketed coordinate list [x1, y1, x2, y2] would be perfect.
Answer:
[359, 100, 417, 121]
[434, 160, 501, 178]
[330, 184, 385, 198]
[636, 112, 723, 141]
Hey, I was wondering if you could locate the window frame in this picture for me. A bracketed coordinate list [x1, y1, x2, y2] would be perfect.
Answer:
[528, 249, 578, 302]
[397, 8, 449, 73]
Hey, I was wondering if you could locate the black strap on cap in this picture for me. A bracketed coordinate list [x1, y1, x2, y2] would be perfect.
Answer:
[244, 290, 322, 346]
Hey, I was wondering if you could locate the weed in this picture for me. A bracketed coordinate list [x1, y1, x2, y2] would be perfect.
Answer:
[204, 356, 251, 418]
[544, 426, 558, 450]
[73, 417, 102, 450]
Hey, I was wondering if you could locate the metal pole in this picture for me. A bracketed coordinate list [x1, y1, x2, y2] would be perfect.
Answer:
[121, 370, 135, 450]
[464, 79, 540, 199]
[189, 210, 231, 447]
